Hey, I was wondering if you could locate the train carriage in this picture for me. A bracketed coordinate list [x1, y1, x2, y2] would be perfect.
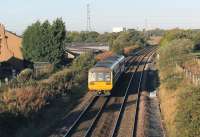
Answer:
[88, 55, 125, 96]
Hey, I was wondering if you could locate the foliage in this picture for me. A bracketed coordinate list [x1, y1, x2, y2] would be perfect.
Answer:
[147, 28, 165, 36]
[22, 18, 66, 66]
[0, 52, 96, 117]
[111, 30, 146, 54]
[158, 39, 193, 70]
[160, 29, 200, 47]
[176, 86, 200, 137]
[158, 33, 200, 137]
[66, 31, 99, 43]
[70, 52, 96, 83]
[2, 86, 46, 116]
[66, 30, 147, 55]
[17, 68, 33, 83]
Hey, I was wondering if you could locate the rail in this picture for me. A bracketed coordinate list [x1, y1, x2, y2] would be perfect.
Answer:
[132, 51, 156, 137]
[63, 47, 155, 137]
[110, 48, 156, 137]
[63, 96, 99, 137]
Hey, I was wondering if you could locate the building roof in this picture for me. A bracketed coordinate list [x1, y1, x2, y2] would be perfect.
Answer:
[6, 30, 22, 38]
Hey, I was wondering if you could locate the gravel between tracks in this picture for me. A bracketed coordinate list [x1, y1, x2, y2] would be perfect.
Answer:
[136, 54, 164, 137]
[90, 97, 123, 137]
[49, 93, 94, 137]
[116, 57, 147, 137]
[71, 97, 107, 137]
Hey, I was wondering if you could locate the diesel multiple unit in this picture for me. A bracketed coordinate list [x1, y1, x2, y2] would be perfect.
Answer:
[88, 55, 125, 96]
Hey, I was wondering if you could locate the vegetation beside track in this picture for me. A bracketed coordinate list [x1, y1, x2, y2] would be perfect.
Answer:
[0, 52, 96, 137]
[157, 29, 200, 137]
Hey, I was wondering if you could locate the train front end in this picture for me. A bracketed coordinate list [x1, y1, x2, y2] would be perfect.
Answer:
[88, 68, 113, 96]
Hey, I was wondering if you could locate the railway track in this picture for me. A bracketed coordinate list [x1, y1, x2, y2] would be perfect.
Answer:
[115, 49, 156, 137]
[63, 47, 156, 137]
[89, 48, 156, 137]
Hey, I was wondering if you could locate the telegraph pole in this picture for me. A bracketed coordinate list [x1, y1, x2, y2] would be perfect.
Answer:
[144, 18, 149, 41]
[86, 4, 92, 32]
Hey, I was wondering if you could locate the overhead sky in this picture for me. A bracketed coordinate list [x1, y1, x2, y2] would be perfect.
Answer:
[0, 0, 199, 34]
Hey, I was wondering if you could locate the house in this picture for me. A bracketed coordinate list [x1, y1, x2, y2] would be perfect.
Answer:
[0, 23, 23, 78]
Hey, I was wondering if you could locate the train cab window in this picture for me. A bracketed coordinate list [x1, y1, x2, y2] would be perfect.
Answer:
[105, 73, 111, 81]
[97, 72, 104, 81]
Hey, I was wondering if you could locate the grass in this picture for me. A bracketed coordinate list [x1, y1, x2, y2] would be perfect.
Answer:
[157, 38, 200, 137]
[15, 83, 87, 137]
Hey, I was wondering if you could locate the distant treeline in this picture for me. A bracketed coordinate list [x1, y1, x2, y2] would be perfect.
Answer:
[66, 29, 148, 54]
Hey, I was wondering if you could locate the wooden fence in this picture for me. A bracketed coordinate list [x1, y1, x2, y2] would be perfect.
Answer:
[183, 68, 200, 86]
[176, 59, 200, 86]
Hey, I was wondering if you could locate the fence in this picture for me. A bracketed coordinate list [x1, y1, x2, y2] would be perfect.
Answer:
[193, 57, 200, 65]
[176, 62, 200, 86]
[34, 62, 54, 78]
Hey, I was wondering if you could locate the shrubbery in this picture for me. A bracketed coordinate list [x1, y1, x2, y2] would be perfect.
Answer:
[0, 52, 96, 117]
[176, 86, 200, 137]
[158, 30, 200, 137]
[17, 68, 33, 83]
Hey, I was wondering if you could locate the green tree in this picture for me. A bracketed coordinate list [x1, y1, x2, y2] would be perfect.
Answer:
[22, 18, 66, 66]
[49, 18, 66, 66]
[111, 30, 146, 54]
[22, 21, 42, 61]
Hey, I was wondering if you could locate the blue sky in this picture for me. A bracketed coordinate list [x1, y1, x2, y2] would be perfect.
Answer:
[0, 0, 200, 34]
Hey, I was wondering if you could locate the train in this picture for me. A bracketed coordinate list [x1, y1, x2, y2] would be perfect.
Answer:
[88, 55, 126, 96]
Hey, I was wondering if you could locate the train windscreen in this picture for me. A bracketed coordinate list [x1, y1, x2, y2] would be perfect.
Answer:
[89, 72, 111, 82]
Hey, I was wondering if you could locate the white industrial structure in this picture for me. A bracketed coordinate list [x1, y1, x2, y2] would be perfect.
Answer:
[112, 27, 126, 33]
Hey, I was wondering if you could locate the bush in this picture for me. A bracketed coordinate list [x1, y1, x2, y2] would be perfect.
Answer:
[71, 52, 96, 72]
[40, 68, 74, 95]
[176, 86, 200, 137]
[17, 68, 33, 82]
[2, 86, 46, 116]
[158, 39, 193, 71]
[0, 52, 96, 117]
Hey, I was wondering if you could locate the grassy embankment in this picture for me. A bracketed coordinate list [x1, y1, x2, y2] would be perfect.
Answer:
[0, 52, 96, 137]
[157, 30, 200, 137]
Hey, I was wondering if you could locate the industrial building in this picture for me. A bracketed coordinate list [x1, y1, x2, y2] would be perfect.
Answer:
[112, 27, 126, 33]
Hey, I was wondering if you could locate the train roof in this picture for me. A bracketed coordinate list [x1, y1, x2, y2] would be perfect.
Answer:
[94, 55, 125, 69]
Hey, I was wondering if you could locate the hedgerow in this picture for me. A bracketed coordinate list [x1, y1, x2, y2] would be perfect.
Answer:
[158, 31, 200, 137]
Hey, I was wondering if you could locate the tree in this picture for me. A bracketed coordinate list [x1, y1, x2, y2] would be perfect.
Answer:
[111, 31, 146, 54]
[22, 21, 42, 61]
[66, 31, 99, 43]
[49, 18, 66, 66]
[22, 18, 66, 66]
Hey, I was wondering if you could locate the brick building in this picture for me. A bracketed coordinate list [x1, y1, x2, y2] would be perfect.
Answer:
[0, 23, 24, 78]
